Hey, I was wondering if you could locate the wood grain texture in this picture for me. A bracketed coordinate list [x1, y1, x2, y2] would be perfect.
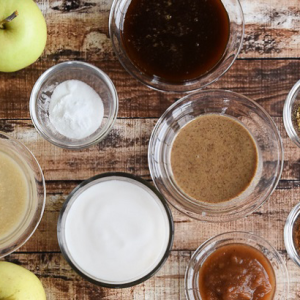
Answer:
[35, 0, 300, 60]
[11, 179, 300, 253]
[1, 0, 300, 298]
[1, 59, 300, 119]
[3, 251, 300, 299]
[1, 0, 300, 120]
[240, 0, 300, 58]
[0, 117, 299, 181]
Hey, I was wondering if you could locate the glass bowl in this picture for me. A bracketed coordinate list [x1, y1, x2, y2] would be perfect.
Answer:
[148, 89, 283, 222]
[185, 231, 289, 300]
[109, 0, 244, 93]
[0, 132, 46, 258]
[30, 61, 118, 149]
[283, 79, 300, 147]
[284, 202, 300, 267]
[57, 172, 174, 288]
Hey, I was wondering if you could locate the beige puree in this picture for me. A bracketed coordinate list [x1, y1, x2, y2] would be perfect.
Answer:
[171, 114, 258, 203]
[0, 151, 28, 239]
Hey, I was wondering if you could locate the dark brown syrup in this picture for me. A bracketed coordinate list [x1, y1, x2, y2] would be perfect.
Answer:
[121, 0, 230, 83]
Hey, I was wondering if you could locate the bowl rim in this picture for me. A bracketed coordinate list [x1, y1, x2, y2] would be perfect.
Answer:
[283, 79, 300, 148]
[148, 89, 284, 222]
[284, 202, 300, 267]
[29, 61, 119, 150]
[185, 231, 289, 300]
[0, 131, 46, 258]
[57, 172, 174, 288]
[109, 0, 245, 93]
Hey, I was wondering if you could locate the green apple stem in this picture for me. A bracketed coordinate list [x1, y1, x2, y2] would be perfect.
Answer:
[0, 11, 18, 29]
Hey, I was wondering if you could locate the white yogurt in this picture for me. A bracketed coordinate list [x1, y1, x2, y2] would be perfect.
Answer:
[64, 178, 171, 284]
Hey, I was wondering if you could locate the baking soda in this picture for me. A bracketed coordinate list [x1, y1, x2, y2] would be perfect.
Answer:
[49, 80, 104, 139]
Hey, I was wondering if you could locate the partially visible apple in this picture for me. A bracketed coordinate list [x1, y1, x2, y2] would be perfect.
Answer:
[0, 261, 46, 299]
[0, 0, 47, 72]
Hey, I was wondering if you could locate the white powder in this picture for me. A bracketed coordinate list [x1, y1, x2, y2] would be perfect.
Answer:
[49, 80, 104, 139]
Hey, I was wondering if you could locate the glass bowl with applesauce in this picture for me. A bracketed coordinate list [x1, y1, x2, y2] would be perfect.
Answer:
[185, 231, 289, 300]
[30, 61, 118, 149]
[57, 172, 174, 288]
[148, 90, 283, 222]
[0, 132, 46, 258]
[109, 0, 244, 93]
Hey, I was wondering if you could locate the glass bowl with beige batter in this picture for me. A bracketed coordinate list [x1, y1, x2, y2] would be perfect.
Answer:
[0, 132, 46, 258]
[148, 90, 283, 222]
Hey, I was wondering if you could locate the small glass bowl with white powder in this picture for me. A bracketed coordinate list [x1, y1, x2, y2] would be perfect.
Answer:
[30, 61, 118, 149]
[57, 172, 174, 288]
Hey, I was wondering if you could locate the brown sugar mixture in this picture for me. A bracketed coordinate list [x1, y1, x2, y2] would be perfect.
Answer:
[121, 0, 230, 83]
[170, 114, 258, 203]
[199, 244, 276, 300]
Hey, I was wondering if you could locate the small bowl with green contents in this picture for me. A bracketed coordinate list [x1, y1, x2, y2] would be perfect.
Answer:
[284, 202, 300, 267]
[283, 79, 300, 147]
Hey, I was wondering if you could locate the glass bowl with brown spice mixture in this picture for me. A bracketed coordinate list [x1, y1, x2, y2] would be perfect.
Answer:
[283, 79, 300, 147]
[284, 202, 300, 267]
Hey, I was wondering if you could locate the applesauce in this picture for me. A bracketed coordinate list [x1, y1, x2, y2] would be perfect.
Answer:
[199, 244, 275, 300]
[170, 114, 258, 203]
[0, 151, 29, 239]
[292, 214, 300, 255]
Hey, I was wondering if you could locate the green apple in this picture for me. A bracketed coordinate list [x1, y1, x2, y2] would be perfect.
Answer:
[0, 261, 46, 299]
[0, 0, 47, 72]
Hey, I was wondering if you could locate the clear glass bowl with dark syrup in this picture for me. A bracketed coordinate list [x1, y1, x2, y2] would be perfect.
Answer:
[110, 0, 244, 93]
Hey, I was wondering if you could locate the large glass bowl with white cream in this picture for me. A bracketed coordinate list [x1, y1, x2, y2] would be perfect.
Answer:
[148, 90, 283, 222]
[30, 61, 118, 149]
[57, 173, 174, 288]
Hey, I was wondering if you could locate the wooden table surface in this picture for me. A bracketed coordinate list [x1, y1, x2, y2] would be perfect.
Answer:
[1, 0, 300, 299]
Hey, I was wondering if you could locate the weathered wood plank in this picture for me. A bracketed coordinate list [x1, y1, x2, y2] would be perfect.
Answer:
[2, 251, 298, 299]
[1, 1, 300, 298]
[0, 60, 300, 119]
[240, 0, 300, 57]
[0, 117, 299, 181]
[35, 0, 300, 60]
[9, 178, 300, 253]
[3, 119, 153, 181]
[0, 252, 188, 300]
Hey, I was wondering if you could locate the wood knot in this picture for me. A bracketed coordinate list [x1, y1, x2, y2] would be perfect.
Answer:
[51, 0, 96, 13]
